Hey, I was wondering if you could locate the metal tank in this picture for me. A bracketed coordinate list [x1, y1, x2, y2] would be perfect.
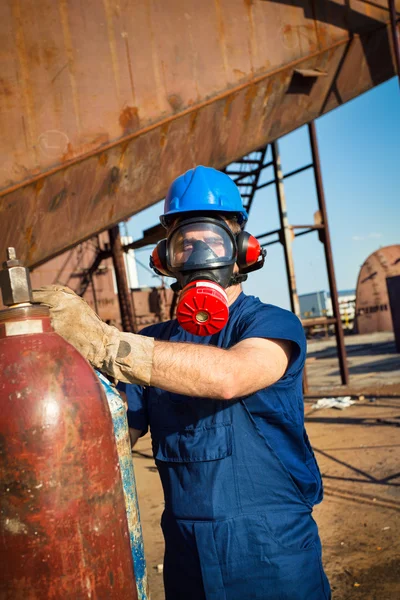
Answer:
[355, 244, 400, 334]
[0, 1, 398, 267]
[0, 248, 138, 599]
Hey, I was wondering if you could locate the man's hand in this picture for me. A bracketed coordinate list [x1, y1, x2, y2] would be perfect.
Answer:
[33, 285, 112, 366]
[32, 285, 154, 386]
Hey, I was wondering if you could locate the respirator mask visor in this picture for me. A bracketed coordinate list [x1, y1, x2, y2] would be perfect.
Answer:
[167, 218, 236, 273]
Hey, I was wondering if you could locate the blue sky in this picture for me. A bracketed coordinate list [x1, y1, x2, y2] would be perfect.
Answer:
[126, 77, 399, 310]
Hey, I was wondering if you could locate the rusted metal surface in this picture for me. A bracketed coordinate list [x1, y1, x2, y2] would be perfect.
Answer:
[0, 306, 137, 599]
[0, 1, 399, 267]
[109, 225, 136, 333]
[355, 245, 400, 334]
[132, 286, 175, 331]
[308, 121, 349, 386]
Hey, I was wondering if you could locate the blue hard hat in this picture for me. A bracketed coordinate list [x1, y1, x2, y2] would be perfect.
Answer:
[160, 166, 248, 228]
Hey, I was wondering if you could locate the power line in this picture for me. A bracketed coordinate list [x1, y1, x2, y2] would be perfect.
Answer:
[134, 255, 163, 280]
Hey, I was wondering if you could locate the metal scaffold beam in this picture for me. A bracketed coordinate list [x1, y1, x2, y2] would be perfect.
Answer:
[108, 225, 137, 334]
[236, 126, 349, 390]
[308, 122, 349, 386]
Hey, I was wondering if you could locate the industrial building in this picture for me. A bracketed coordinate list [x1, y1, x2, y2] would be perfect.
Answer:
[300, 289, 356, 331]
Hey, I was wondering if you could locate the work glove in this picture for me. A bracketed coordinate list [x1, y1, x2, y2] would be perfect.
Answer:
[32, 285, 154, 386]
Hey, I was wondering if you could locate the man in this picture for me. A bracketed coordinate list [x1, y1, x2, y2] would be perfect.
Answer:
[34, 166, 331, 600]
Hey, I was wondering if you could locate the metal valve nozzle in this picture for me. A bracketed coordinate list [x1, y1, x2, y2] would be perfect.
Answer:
[0, 247, 33, 306]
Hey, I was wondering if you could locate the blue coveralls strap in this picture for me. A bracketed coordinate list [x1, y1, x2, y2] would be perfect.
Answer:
[126, 293, 331, 599]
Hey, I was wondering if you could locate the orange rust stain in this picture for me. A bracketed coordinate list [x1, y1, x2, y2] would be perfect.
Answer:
[24, 226, 37, 261]
[189, 111, 199, 135]
[160, 123, 170, 149]
[25, 226, 33, 243]
[262, 78, 275, 114]
[27, 43, 40, 66]
[214, 0, 229, 77]
[98, 153, 108, 167]
[304, 22, 318, 53]
[108, 206, 115, 222]
[109, 167, 120, 196]
[35, 179, 44, 195]
[281, 24, 298, 51]
[119, 141, 130, 163]
[234, 69, 246, 79]
[365, 4, 373, 18]
[278, 69, 288, 85]
[168, 94, 183, 112]
[243, 85, 258, 122]
[223, 94, 235, 118]
[62, 143, 74, 162]
[316, 24, 330, 49]
[0, 78, 12, 97]
[43, 45, 59, 66]
[119, 106, 140, 134]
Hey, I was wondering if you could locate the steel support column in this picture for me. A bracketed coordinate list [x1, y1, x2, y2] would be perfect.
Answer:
[271, 141, 301, 317]
[389, 0, 400, 87]
[271, 141, 308, 392]
[308, 122, 349, 386]
[108, 225, 136, 333]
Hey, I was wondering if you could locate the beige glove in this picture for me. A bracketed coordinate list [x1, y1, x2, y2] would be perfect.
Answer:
[32, 285, 154, 385]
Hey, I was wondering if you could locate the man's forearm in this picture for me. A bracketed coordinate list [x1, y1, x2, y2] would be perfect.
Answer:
[150, 341, 234, 399]
[149, 337, 290, 400]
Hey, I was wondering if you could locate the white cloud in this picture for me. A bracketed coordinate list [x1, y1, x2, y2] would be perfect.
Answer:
[352, 232, 382, 241]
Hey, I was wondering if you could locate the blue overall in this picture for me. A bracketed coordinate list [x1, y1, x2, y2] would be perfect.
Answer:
[124, 293, 331, 599]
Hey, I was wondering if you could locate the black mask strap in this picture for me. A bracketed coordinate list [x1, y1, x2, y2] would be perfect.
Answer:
[229, 273, 247, 286]
[171, 280, 182, 293]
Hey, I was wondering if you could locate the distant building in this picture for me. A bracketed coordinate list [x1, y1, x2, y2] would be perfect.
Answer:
[299, 289, 356, 331]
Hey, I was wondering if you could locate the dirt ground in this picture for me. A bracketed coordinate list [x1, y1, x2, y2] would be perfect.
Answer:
[133, 333, 400, 599]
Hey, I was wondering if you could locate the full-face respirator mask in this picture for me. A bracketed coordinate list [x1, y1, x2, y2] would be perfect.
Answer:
[150, 216, 266, 335]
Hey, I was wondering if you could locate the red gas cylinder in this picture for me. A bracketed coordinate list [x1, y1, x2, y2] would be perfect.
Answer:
[0, 249, 137, 599]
